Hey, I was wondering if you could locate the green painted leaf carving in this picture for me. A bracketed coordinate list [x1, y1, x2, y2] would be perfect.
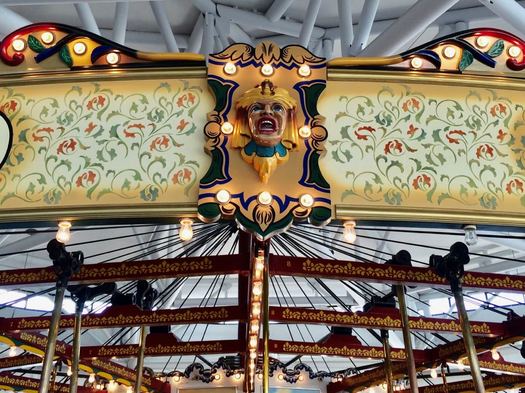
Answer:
[59, 45, 73, 67]
[486, 39, 505, 58]
[27, 35, 45, 53]
[459, 50, 474, 72]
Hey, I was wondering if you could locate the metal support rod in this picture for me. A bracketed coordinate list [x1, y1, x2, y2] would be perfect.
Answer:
[452, 289, 485, 393]
[396, 285, 419, 393]
[381, 329, 393, 393]
[263, 244, 270, 393]
[39, 284, 66, 393]
[134, 326, 147, 393]
[440, 362, 448, 393]
[188, 14, 204, 53]
[338, 0, 354, 56]
[69, 299, 85, 393]
[150, 1, 179, 52]
[349, 0, 380, 55]
[299, 0, 322, 47]
[201, 12, 215, 56]
[265, 0, 295, 22]
[112, 2, 129, 44]
[74, 3, 100, 35]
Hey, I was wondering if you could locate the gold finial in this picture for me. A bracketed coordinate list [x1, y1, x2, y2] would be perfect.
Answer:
[260, 79, 275, 96]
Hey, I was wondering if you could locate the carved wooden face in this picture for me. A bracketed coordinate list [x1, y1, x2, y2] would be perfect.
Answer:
[247, 99, 288, 147]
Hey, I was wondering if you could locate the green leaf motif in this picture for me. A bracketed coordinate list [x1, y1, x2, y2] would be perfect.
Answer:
[59, 45, 73, 67]
[459, 50, 474, 72]
[486, 40, 504, 58]
[27, 35, 45, 53]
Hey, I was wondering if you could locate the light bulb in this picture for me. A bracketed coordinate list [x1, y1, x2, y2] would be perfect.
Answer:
[476, 36, 489, 48]
[249, 335, 258, 348]
[298, 375, 304, 381]
[430, 368, 438, 379]
[508, 45, 522, 58]
[343, 221, 356, 243]
[56, 221, 72, 243]
[216, 189, 231, 204]
[251, 302, 261, 317]
[12, 39, 26, 52]
[8, 346, 17, 357]
[257, 373, 263, 380]
[442, 46, 457, 59]
[73, 42, 87, 55]
[127, 386, 133, 393]
[299, 193, 314, 208]
[214, 374, 221, 380]
[179, 218, 193, 241]
[234, 372, 242, 380]
[457, 359, 465, 371]
[250, 319, 259, 333]
[249, 350, 257, 359]
[224, 62, 237, 75]
[172, 375, 181, 383]
[278, 374, 284, 381]
[298, 125, 311, 138]
[261, 64, 274, 76]
[298, 64, 311, 77]
[67, 366, 72, 376]
[464, 224, 477, 245]
[88, 373, 96, 383]
[491, 348, 500, 360]
[410, 57, 423, 69]
[41, 31, 55, 44]
[257, 191, 272, 206]
[252, 281, 263, 296]
[106, 52, 120, 65]
[221, 121, 234, 134]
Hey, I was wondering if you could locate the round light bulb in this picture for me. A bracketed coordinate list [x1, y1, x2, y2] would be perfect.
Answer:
[442, 46, 457, 59]
[250, 319, 259, 333]
[221, 121, 234, 135]
[430, 368, 438, 379]
[249, 350, 257, 360]
[12, 39, 26, 52]
[179, 218, 193, 241]
[257, 191, 272, 206]
[476, 36, 490, 48]
[172, 375, 181, 383]
[298, 375, 304, 381]
[106, 52, 120, 65]
[214, 374, 221, 380]
[127, 387, 133, 393]
[8, 346, 17, 357]
[251, 302, 261, 317]
[261, 64, 274, 76]
[257, 373, 263, 380]
[67, 366, 72, 376]
[41, 31, 55, 45]
[224, 62, 237, 75]
[299, 193, 314, 208]
[457, 359, 465, 371]
[216, 189, 231, 204]
[249, 335, 258, 348]
[410, 57, 423, 69]
[56, 221, 72, 243]
[298, 125, 311, 138]
[73, 42, 87, 55]
[343, 220, 357, 243]
[234, 372, 242, 380]
[491, 348, 500, 360]
[252, 281, 263, 296]
[464, 224, 477, 246]
[278, 374, 284, 381]
[508, 45, 522, 58]
[88, 373, 96, 383]
[298, 64, 311, 77]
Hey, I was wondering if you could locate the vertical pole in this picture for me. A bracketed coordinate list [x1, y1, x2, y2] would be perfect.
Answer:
[39, 284, 66, 393]
[440, 362, 448, 393]
[69, 299, 85, 393]
[262, 243, 270, 393]
[396, 285, 419, 393]
[134, 326, 147, 393]
[381, 329, 393, 393]
[452, 289, 484, 393]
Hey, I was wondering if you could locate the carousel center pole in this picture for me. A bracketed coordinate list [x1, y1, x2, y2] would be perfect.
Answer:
[381, 329, 394, 393]
[39, 240, 83, 393]
[262, 241, 270, 393]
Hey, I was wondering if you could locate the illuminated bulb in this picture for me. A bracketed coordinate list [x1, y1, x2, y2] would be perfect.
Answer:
[476, 36, 490, 48]
[12, 39, 26, 52]
[343, 220, 357, 243]
[214, 374, 221, 380]
[298, 125, 311, 138]
[234, 372, 242, 380]
[457, 359, 465, 371]
[88, 373, 96, 383]
[491, 348, 500, 360]
[298, 375, 304, 381]
[73, 42, 87, 55]
[278, 374, 284, 381]
[463, 224, 477, 246]
[430, 368, 438, 379]
[337, 375, 343, 382]
[67, 366, 72, 376]
[508, 45, 522, 58]
[250, 319, 259, 333]
[221, 121, 234, 134]
[257, 373, 263, 380]
[249, 335, 258, 348]
[41, 31, 55, 44]
[255, 257, 264, 272]
[56, 221, 72, 243]
[442, 46, 457, 59]
[127, 387, 133, 393]
[257, 191, 272, 206]
[299, 193, 314, 208]
[216, 189, 231, 204]
[179, 218, 193, 241]
[249, 350, 257, 359]
[410, 57, 423, 69]
[298, 64, 311, 77]
[252, 281, 263, 296]
[106, 52, 120, 65]
[224, 62, 237, 75]
[172, 375, 181, 383]
[8, 346, 17, 357]
[251, 302, 261, 317]
[261, 64, 274, 76]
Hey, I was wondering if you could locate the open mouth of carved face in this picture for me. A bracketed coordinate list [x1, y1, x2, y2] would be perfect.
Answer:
[256, 116, 278, 135]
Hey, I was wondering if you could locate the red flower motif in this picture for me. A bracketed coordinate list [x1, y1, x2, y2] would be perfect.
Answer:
[475, 144, 495, 160]
[177, 119, 189, 132]
[57, 138, 77, 155]
[354, 126, 375, 141]
[490, 103, 507, 116]
[123, 123, 145, 138]
[176, 93, 197, 108]
[76, 170, 97, 188]
[384, 139, 403, 155]
[446, 130, 466, 144]
[84, 122, 97, 134]
[401, 98, 420, 112]
[407, 124, 418, 137]
[172, 168, 193, 185]
[124, 130, 138, 138]
[31, 127, 54, 142]
[0, 100, 17, 114]
[86, 95, 106, 110]
[496, 129, 507, 142]
[149, 135, 170, 151]
[505, 179, 524, 194]
[188, 93, 195, 105]
[412, 174, 432, 190]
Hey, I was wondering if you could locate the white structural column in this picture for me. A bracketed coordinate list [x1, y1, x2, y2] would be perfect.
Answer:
[188, 14, 204, 53]
[338, 0, 353, 56]
[322, 38, 333, 59]
[349, 0, 380, 55]
[0, 6, 31, 36]
[74, 3, 100, 34]
[112, 2, 128, 44]
[150, 1, 179, 52]
[299, 0, 322, 47]
[265, 0, 295, 22]
[230, 23, 254, 46]
[215, 17, 231, 49]
[478, 0, 525, 36]
[360, 0, 460, 56]
[201, 12, 215, 56]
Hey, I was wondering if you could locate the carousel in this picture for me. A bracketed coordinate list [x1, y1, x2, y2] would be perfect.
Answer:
[0, 2, 524, 393]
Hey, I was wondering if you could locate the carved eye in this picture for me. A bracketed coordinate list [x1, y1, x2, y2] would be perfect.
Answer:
[249, 103, 263, 114]
[272, 103, 284, 113]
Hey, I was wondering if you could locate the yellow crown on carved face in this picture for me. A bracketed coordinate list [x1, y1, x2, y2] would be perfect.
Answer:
[236, 79, 297, 110]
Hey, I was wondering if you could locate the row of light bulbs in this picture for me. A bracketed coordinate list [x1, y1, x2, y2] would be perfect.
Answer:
[223, 62, 312, 78]
[220, 120, 312, 139]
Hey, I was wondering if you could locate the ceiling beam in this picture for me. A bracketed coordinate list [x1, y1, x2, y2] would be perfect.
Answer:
[74, 2, 100, 35]
[150, 0, 179, 52]
[299, 0, 321, 47]
[0, 5, 31, 36]
[349, 0, 380, 55]
[112, 1, 129, 44]
[338, 0, 353, 56]
[478, 0, 525, 37]
[265, 0, 295, 22]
